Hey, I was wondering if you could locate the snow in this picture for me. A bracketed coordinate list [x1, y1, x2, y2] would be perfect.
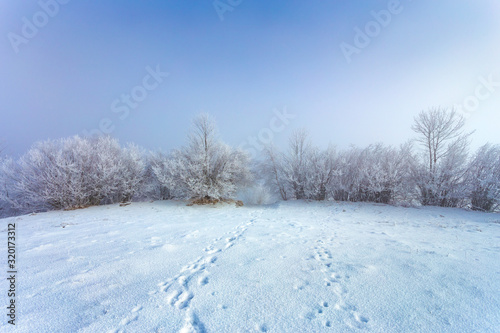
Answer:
[1, 201, 499, 332]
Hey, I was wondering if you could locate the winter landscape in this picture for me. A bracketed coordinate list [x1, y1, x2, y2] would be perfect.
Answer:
[1, 200, 499, 332]
[1, 110, 499, 332]
[2, 1, 500, 333]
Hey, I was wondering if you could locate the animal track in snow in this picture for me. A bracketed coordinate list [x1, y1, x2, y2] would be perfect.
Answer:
[198, 275, 209, 286]
[175, 291, 194, 310]
[307, 242, 370, 329]
[110, 214, 258, 333]
[107, 304, 142, 333]
[160, 217, 256, 330]
[179, 310, 206, 333]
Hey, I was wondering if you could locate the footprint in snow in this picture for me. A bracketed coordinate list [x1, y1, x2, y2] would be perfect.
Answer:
[347, 312, 369, 329]
[180, 311, 206, 333]
[167, 290, 182, 306]
[204, 246, 221, 254]
[119, 312, 138, 326]
[175, 291, 194, 309]
[198, 275, 209, 286]
[256, 323, 269, 332]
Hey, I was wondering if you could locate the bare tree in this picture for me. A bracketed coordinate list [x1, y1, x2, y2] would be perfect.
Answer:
[261, 130, 338, 201]
[262, 129, 326, 201]
[411, 107, 472, 206]
[154, 114, 251, 201]
[412, 107, 469, 173]
[284, 129, 311, 200]
[261, 144, 288, 200]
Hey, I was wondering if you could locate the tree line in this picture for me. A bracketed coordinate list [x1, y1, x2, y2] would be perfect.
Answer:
[0, 108, 498, 217]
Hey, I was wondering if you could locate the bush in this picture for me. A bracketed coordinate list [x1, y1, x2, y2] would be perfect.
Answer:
[152, 114, 252, 201]
[466, 144, 500, 211]
[0, 136, 145, 213]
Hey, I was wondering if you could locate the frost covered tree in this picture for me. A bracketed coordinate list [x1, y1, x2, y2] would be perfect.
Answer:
[0, 156, 17, 217]
[261, 144, 288, 200]
[153, 114, 251, 201]
[465, 144, 500, 211]
[330, 146, 374, 202]
[393, 141, 419, 205]
[354, 144, 397, 203]
[329, 143, 414, 204]
[283, 129, 312, 200]
[411, 107, 471, 207]
[141, 151, 177, 200]
[307, 145, 337, 201]
[115, 143, 146, 203]
[0, 136, 146, 213]
[0, 142, 7, 213]
[2, 139, 83, 211]
[330, 148, 357, 202]
[261, 130, 337, 201]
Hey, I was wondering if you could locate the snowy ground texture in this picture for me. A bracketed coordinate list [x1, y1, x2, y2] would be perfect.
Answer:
[1, 201, 500, 333]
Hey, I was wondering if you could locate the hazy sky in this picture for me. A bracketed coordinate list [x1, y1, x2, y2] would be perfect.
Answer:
[1, 1, 499, 157]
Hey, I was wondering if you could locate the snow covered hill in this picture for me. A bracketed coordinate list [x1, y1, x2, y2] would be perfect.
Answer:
[1, 201, 499, 333]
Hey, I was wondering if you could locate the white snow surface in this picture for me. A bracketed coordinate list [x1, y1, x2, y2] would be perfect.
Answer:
[1, 201, 499, 333]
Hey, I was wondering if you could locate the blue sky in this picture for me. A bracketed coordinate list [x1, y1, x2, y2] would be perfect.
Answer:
[1, 0, 499, 156]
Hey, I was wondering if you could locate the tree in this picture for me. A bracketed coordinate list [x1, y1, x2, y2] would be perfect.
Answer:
[393, 141, 419, 205]
[0, 157, 21, 217]
[142, 151, 177, 200]
[116, 143, 146, 203]
[261, 130, 336, 201]
[0, 136, 146, 213]
[328, 143, 415, 205]
[354, 144, 398, 203]
[154, 114, 251, 201]
[465, 144, 500, 211]
[283, 129, 311, 200]
[261, 144, 288, 200]
[308, 145, 337, 201]
[330, 147, 357, 202]
[411, 107, 472, 206]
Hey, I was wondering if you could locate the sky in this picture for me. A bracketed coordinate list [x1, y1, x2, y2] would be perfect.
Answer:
[1, 0, 499, 157]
